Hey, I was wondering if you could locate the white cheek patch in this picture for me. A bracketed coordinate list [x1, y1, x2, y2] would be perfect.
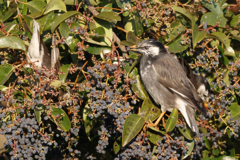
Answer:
[147, 47, 160, 56]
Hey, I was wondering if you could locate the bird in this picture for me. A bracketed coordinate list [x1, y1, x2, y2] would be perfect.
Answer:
[130, 39, 207, 135]
[26, 19, 52, 70]
[178, 57, 210, 102]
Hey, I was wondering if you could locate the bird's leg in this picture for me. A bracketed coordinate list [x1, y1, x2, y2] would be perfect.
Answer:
[147, 111, 166, 127]
[162, 117, 166, 129]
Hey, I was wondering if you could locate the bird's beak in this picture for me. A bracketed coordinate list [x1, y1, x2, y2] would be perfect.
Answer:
[129, 45, 138, 52]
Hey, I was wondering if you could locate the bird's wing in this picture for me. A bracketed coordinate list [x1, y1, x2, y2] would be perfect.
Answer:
[152, 54, 207, 115]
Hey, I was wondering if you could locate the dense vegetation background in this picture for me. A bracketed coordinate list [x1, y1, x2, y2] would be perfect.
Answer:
[0, 0, 240, 159]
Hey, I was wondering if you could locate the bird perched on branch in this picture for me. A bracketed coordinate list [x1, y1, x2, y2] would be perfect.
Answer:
[130, 39, 207, 135]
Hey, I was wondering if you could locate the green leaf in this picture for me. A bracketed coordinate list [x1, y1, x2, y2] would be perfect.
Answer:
[201, 12, 227, 27]
[36, 12, 54, 33]
[201, 0, 224, 16]
[165, 20, 185, 42]
[89, 0, 100, 5]
[172, 6, 198, 24]
[122, 114, 145, 147]
[165, 108, 178, 132]
[83, 103, 97, 141]
[126, 31, 139, 43]
[223, 71, 230, 86]
[202, 150, 210, 158]
[204, 136, 211, 150]
[128, 52, 139, 60]
[116, 0, 131, 10]
[124, 14, 143, 37]
[0, 36, 26, 51]
[230, 30, 240, 41]
[18, 0, 27, 15]
[168, 35, 189, 53]
[50, 80, 63, 89]
[51, 11, 82, 33]
[207, 32, 230, 47]
[34, 105, 44, 124]
[178, 126, 194, 140]
[94, 12, 121, 24]
[225, 46, 235, 57]
[42, 0, 67, 15]
[85, 46, 112, 55]
[0, 85, 8, 91]
[113, 137, 121, 154]
[2, 2, 17, 22]
[192, 23, 207, 48]
[120, 40, 137, 46]
[147, 128, 163, 145]
[229, 148, 235, 157]
[59, 22, 80, 51]
[101, 3, 113, 12]
[229, 102, 240, 120]
[27, 1, 47, 13]
[4, 22, 19, 35]
[129, 67, 138, 79]
[63, 0, 78, 5]
[182, 139, 195, 159]
[131, 75, 148, 100]
[140, 97, 161, 122]
[0, 64, 14, 85]
[148, 126, 166, 135]
[86, 18, 113, 46]
[51, 107, 71, 132]
[59, 64, 71, 83]
[212, 149, 220, 156]
[207, 32, 234, 57]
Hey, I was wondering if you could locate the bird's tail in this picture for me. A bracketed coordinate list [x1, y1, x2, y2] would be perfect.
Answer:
[178, 104, 200, 136]
[185, 106, 199, 136]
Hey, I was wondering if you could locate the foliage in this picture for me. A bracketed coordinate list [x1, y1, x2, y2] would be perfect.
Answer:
[0, 0, 240, 159]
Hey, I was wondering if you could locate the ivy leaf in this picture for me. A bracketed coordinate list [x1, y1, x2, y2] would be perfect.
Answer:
[122, 114, 145, 147]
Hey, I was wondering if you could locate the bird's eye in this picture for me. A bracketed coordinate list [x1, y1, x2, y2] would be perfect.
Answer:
[144, 46, 149, 50]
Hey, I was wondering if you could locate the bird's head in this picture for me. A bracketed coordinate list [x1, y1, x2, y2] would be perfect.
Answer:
[130, 39, 167, 57]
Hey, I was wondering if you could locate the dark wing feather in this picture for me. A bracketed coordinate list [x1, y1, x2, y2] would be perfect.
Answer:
[152, 54, 207, 115]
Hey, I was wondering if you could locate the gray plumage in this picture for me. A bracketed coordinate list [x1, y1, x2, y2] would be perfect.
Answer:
[132, 39, 207, 135]
[178, 57, 210, 102]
